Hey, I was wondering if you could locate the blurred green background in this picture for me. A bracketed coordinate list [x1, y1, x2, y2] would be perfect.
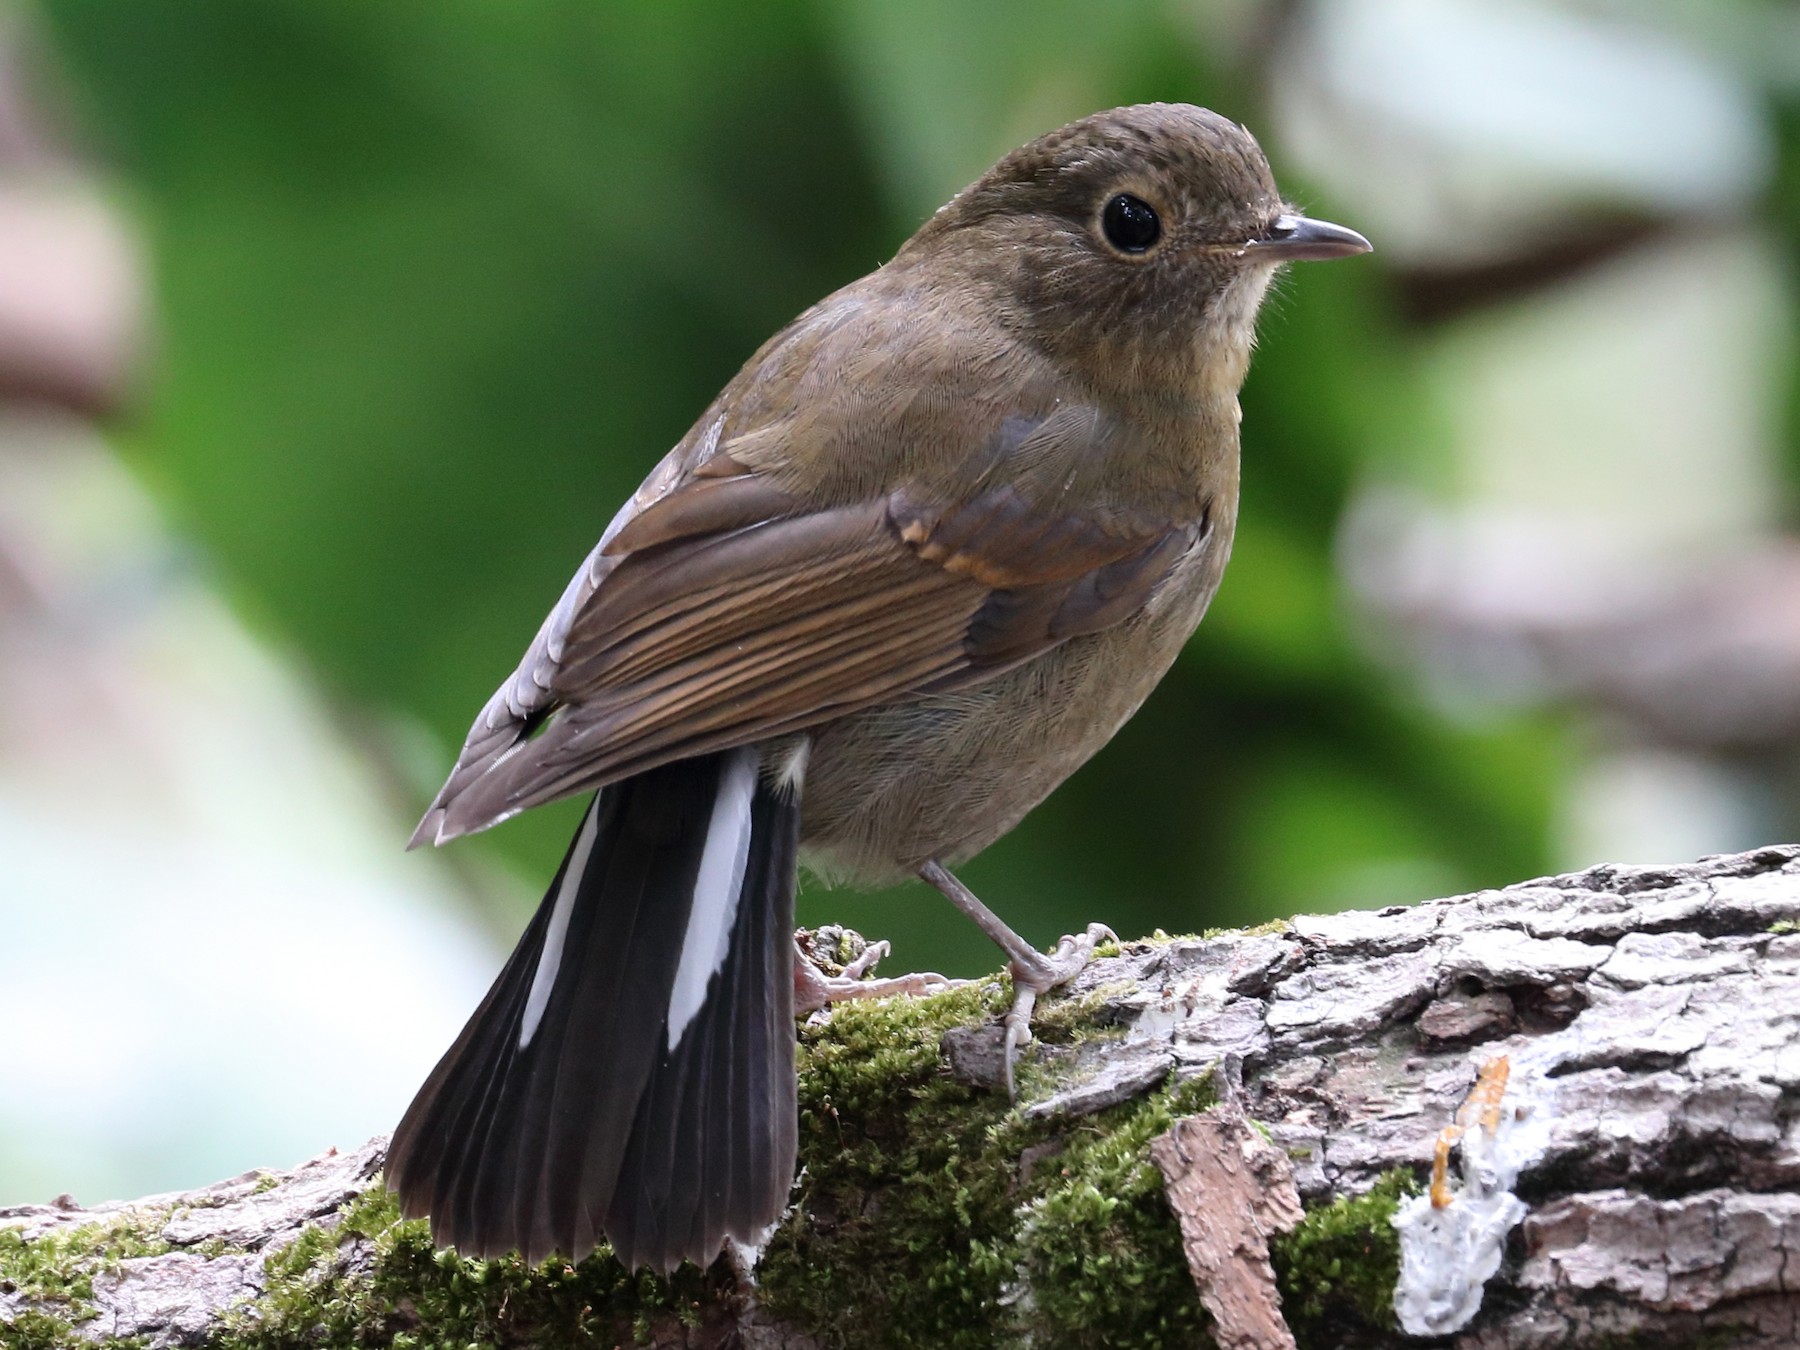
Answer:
[32, 0, 1556, 966]
[6, 0, 1798, 1201]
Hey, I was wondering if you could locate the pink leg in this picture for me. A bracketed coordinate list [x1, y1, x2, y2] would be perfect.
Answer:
[792, 936, 966, 1016]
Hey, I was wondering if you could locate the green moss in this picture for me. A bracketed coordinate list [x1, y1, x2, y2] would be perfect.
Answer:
[0, 1213, 170, 1349]
[1769, 919, 1799, 935]
[1023, 981, 1128, 1046]
[1007, 1074, 1215, 1348]
[212, 1184, 728, 1348]
[757, 981, 1216, 1349]
[1270, 1169, 1421, 1346]
[1203, 918, 1292, 940]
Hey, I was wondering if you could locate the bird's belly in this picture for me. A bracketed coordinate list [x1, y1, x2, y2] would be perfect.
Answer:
[797, 552, 1224, 884]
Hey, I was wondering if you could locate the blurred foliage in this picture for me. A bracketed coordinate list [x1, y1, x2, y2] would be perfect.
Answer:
[33, 0, 1555, 974]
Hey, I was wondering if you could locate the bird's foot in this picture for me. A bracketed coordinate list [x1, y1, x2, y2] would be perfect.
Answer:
[793, 935, 964, 1015]
[913, 861, 1123, 1099]
[1001, 923, 1118, 1097]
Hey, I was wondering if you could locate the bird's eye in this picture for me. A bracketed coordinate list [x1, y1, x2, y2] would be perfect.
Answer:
[1101, 193, 1161, 254]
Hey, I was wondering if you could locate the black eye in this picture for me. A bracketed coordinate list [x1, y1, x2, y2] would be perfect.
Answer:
[1101, 193, 1161, 253]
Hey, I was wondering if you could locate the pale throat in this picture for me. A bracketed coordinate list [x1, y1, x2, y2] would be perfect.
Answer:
[1191, 264, 1276, 406]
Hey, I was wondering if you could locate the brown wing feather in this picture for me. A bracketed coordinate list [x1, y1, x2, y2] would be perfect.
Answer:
[426, 501, 977, 840]
[417, 473, 1206, 844]
[599, 473, 799, 557]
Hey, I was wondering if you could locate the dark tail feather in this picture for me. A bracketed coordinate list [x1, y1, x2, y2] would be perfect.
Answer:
[605, 773, 799, 1271]
[386, 748, 801, 1272]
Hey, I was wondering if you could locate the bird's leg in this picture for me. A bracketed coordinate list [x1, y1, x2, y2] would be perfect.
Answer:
[918, 860, 1116, 1096]
[792, 936, 965, 1016]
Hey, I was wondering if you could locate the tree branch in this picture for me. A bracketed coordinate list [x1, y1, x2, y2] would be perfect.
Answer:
[5, 846, 1798, 1348]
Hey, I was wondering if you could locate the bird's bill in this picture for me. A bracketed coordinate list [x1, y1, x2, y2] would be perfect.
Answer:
[1242, 213, 1372, 262]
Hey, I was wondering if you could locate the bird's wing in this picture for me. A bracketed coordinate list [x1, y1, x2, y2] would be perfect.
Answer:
[413, 314, 1213, 846]
[415, 456, 1208, 844]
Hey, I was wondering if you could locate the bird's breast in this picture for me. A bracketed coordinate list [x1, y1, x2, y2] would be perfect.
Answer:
[796, 506, 1234, 883]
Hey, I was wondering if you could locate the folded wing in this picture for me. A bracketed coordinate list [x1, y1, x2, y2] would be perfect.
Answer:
[415, 422, 1209, 846]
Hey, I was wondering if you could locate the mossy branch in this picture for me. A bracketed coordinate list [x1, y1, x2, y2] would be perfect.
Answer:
[6, 847, 1800, 1348]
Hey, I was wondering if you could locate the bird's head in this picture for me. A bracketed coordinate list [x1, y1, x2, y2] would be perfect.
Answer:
[907, 103, 1371, 400]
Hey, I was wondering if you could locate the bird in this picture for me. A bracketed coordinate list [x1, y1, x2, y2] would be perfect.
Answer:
[385, 101, 1370, 1276]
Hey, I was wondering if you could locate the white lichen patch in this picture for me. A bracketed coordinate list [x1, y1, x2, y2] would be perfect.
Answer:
[1392, 1054, 1556, 1337]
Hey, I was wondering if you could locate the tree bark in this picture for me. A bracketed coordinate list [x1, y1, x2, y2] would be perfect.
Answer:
[4, 846, 1798, 1348]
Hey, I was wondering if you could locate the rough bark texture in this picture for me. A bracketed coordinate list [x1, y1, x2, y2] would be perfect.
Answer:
[4, 846, 1799, 1348]
[1152, 1099, 1304, 1350]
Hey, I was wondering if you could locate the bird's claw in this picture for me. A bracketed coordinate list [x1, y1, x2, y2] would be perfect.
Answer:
[794, 938, 965, 1015]
[1000, 922, 1118, 1097]
[839, 939, 892, 981]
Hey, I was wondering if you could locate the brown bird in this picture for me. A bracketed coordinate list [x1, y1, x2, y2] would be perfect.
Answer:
[386, 102, 1370, 1275]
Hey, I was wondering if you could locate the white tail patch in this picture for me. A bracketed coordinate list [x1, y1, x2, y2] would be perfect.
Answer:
[666, 747, 760, 1051]
[518, 795, 602, 1050]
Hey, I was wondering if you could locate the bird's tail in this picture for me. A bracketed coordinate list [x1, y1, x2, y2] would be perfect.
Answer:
[385, 746, 800, 1273]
